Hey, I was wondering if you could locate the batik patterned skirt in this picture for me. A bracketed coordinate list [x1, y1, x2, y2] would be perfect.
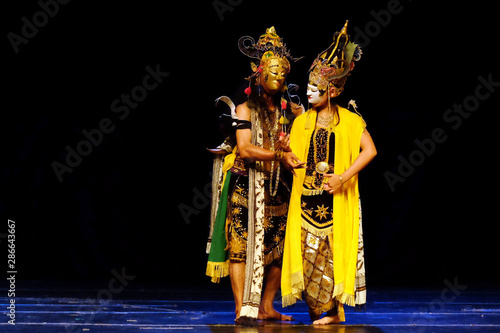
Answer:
[301, 183, 339, 316]
[226, 172, 289, 267]
[301, 185, 367, 316]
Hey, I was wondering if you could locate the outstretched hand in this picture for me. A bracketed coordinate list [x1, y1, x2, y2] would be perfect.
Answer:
[281, 152, 305, 176]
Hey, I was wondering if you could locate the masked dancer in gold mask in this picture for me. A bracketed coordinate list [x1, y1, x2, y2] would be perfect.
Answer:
[280, 21, 377, 325]
[206, 27, 305, 324]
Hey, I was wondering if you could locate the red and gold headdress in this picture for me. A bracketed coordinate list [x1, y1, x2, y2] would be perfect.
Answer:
[309, 21, 362, 94]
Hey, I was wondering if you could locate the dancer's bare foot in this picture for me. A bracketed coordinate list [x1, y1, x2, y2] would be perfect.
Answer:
[257, 266, 294, 321]
[312, 314, 341, 325]
[258, 305, 294, 321]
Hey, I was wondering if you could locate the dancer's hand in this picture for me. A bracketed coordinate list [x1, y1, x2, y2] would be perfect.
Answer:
[323, 173, 343, 194]
[281, 152, 305, 176]
[278, 132, 292, 152]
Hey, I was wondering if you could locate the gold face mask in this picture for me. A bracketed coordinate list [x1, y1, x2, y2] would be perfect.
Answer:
[239, 26, 297, 95]
[260, 57, 289, 94]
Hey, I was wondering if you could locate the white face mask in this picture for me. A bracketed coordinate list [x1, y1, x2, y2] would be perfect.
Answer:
[307, 83, 326, 106]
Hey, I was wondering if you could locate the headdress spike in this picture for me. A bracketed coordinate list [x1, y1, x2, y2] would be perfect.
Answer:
[340, 20, 349, 35]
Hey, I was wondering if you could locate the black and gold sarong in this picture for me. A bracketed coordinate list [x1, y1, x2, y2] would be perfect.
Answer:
[227, 172, 289, 267]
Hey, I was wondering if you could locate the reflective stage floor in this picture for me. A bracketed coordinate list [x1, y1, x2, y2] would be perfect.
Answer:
[0, 284, 499, 332]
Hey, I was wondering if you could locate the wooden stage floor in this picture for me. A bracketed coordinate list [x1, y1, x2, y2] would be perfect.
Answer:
[1, 284, 498, 332]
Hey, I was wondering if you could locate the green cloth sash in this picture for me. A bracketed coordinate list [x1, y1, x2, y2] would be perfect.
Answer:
[206, 171, 232, 282]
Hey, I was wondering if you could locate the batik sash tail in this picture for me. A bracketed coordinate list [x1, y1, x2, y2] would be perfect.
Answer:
[240, 109, 266, 319]
[355, 199, 367, 308]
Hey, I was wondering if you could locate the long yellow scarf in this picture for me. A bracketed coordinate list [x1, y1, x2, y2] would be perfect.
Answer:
[281, 106, 366, 309]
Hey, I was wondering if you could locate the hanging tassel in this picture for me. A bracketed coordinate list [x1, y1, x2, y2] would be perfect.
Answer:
[281, 98, 287, 110]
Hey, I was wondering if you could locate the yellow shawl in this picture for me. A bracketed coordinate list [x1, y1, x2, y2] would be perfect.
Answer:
[281, 106, 366, 309]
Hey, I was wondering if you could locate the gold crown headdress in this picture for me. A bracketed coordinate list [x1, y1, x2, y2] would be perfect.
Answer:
[309, 21, 362, 93]
[238, 26, 298, 82]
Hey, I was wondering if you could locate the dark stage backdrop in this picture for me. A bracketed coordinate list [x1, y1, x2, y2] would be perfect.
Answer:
[2, 0, 499, 293]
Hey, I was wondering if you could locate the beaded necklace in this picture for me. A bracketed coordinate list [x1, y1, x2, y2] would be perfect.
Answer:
[263, 107, 281, 197]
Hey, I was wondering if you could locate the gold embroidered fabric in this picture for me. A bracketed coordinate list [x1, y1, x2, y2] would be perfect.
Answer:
[303, 127, 335, 196]
[301, 127, 335, 235]
[227, 175, 288, 266]
[301, 226, 338, 315]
